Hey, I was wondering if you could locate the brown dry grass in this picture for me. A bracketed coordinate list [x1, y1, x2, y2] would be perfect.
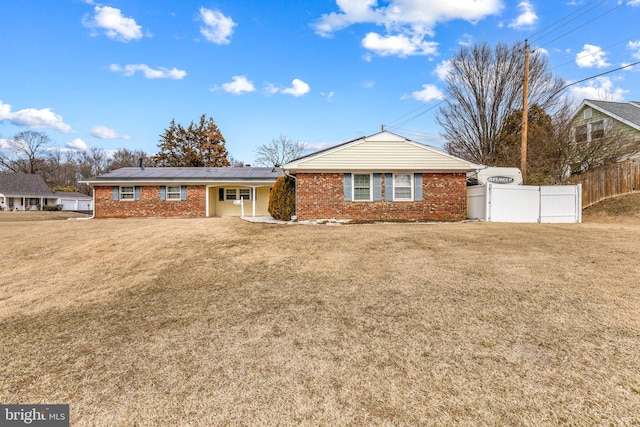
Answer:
[1, 203, 640, 425]
[0, 211, 89, 222]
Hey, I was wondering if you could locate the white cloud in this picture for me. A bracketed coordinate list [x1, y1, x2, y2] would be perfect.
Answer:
[576, 44, 611, 68]
[0, 100, 73, 133]
[83, 6, 145, 42]
[434, 59, 452, 81]
[90, 125, 130, 139]
[65, 138, 88, 151]
[409, 84, 443, 102]
[220, 76, 256, 94]
[313, 0, 501, 58]
[321, 91, 335, 101]
[263, 83, 280, 96]
[110, 64, 187, 79]
[457, 33, 473, 47]
[281, 79, 311, 97]
[629, 40, 640, 59]
[362, 32, 438, 57]
[628, 0, 640, 6]
[314, 0, 502, 37]
[199, 8, 236, 44]
[567, 77, 627, 104]
[508, 1, 537, 29]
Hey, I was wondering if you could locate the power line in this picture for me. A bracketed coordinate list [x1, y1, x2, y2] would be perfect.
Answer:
[386, 99, 443, 131]
[550, 33, 640, 71]
[385, 101, 435, 127]
[537, 3, 625, 49]
[529, 0, 608, 44]
[551, 60, 640, 98]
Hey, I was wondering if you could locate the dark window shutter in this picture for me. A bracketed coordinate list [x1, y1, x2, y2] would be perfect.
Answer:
[134, 186, 141, 201]
[181, 186, 187, 201]
[159, 186, 166, 201]
[373, 173, 382, 201]
[112, 186, 119, 201]
[218, 188, 224, 201]
[414, 173, 422, 201]
[344, 173, 352, 201]
[384, 173, 393, 201]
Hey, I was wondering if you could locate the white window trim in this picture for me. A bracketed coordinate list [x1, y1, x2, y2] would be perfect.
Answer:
[393, 173, 413, 201]
[166, 185, 181, 201]
[239, 188, 251, 200]
[225, 189, 237, 201]
[120, 186, 135, 201]
[353, 173, 372, 201]
[223, 187, 253, 201]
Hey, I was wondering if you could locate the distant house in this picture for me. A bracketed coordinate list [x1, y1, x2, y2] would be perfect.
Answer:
[53, 191, 93, 213]
[281, 131, 477, 222]
[569, 99, 640, 154]
[0, 172, 57, 211]
[83, 167, 283, 218]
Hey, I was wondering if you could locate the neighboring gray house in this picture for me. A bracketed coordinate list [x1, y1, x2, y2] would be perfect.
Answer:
[0, 173, 93, 212]
[570, 100, 640, 156]
[0, 172, 57, 211]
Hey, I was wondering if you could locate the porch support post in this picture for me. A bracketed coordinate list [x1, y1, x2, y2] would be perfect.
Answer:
[205, 185, 210, 217]
[252, 186, 256, 217]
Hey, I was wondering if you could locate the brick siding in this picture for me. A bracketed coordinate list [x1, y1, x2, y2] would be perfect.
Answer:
[295, 172, 467, 222]
[94, 185, 206, 218]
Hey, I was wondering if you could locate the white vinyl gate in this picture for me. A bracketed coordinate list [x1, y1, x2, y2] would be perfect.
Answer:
[467, 184, 582, 223]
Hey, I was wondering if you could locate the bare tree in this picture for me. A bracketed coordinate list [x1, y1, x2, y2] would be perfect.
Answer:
[254, 135, 305, 167]
[437, 41, 565, 165]
[0, 130, 51, 174]
[227, 155, 245, 167]
[109, 148, 154, 169]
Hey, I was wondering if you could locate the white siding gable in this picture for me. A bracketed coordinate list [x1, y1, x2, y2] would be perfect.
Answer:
[284, 131, 475, 172]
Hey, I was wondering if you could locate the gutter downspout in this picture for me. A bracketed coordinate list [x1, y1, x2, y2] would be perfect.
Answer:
[69, 186, 95, 220]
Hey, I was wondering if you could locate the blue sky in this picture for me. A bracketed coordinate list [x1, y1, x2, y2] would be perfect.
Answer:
[1, 0, 640, 164]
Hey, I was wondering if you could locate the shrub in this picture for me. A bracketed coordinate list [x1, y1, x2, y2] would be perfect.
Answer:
[44, 205, 62, 211]
[268, 176, 296, 221]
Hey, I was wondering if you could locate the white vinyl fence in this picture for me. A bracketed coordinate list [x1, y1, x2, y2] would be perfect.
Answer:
[467, 184, 582, 223]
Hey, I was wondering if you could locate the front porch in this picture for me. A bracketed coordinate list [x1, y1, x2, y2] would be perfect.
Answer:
[0, 195, 58, 211]
[206, 184, 272, 217]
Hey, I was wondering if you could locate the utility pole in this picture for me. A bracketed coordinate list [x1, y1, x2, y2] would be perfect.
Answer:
[521, 39, 530, 184]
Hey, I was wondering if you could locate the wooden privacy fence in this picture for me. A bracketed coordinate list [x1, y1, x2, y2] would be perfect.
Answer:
[567, 159, 640, 208]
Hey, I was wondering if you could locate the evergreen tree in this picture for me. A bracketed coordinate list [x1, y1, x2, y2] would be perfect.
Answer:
[154, 114, 230, 167]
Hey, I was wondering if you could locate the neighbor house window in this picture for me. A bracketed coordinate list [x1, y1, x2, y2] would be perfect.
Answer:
[239, 189, 251, 200]
[575, 125, 588, 143]
[166, 186, 181, 200]
[394, 174, 412, 200]
[353, 174, 371, 201]
[584, 108, 592, 119]
[590, 120, 605, 140]
[120, 186, 135, 200]
[226, 189, 237, 200]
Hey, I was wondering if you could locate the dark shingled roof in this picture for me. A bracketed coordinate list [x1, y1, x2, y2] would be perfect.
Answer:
[0, 173, 54, 197]
[89, 167, 283, 181]
[587, 100, 640, 129]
